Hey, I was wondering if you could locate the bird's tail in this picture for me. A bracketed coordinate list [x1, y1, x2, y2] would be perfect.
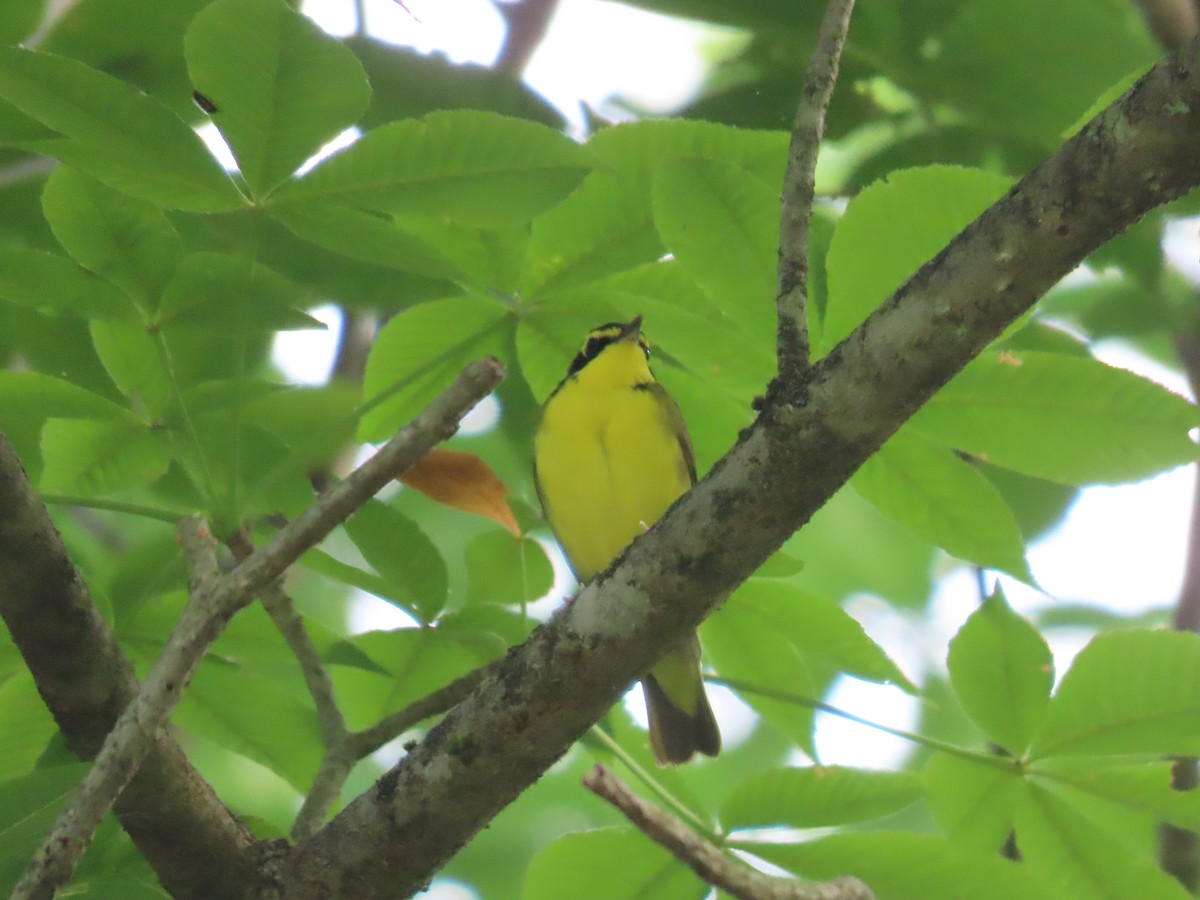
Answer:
[642, 635, 721, 765]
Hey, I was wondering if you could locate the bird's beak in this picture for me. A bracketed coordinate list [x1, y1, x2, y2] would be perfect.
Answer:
[618, 315, 643, 342]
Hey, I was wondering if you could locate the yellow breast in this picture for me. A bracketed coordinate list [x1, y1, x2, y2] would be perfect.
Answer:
[534, 344, 691, 581]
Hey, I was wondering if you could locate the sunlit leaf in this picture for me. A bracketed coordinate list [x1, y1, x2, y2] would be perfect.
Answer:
[947, 587, 1053, 754]
[185, 0, 370, 197]
[0, 47, 242, 210]
[722, 766, 922, 831]
[1031, 629, 1200, 759]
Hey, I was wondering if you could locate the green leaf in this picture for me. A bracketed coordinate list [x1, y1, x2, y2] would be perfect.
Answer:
[174, 661, 321, 793]
[821, 166, 1013, 355]
[702, 588, 819, 756]
[1031, 629, 1200, 759]
[587, 119, 787, 189]
[0, 765, 89, 891]
[0, 47, 243, 211]
[327, 627, 504, 730]
[522, 827, 705, 900]
[272, 110, 588, 227]
[270, 204, 470, 283]
[464, 531, 554, 607]
[851, 429, 1028, 577]
[0, 672, 57, 783]
[343, 498, 448, 623]
[651, 157, 777, 341]
[909, 350, 1200, 485]
[41, 166, 181, 309]
[721, 766, 921, 831]
[924, 752, 1021, 853]
[1034, 758, 1200, 833]
[0, 247, 136, 320]
[743, 831, 1052, 900]
[946, 587, 1053, 754]
[90, 320, 173, 418]
[156, 253, 323, 334]
[39, 418, 170, 495]
[520, 172, 663, 297]
[933, 0, 1157, 145]
[359, 295, 508, 441]
[784, 486, 937, 609]
[705, 579, 914, 757]
[0, 371, 132, 472]
[714, 580, 915, 692]
[184, 0, 370, 197]
[1015, 782, 1190, 900]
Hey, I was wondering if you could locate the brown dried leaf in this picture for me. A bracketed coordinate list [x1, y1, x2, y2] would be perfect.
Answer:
[400, 448, 520, 536]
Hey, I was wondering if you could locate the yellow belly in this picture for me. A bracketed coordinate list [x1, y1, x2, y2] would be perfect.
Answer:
[535, 382, 691, 581]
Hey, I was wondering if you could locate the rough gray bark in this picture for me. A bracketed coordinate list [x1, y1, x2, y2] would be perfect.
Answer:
[276, 35, 1200, 900]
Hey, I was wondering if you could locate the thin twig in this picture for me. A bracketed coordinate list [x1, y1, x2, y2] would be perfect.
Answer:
[13, 357, 506, 900]
[494, 0, 560, 76]
[776, 0, 856, 379]
[261, 584, 347, 747]
[351, 660, 499, 756]
[1160, 321, 1200, 889]
[290, 658, 501, 841]
[583, 765, 874, 900]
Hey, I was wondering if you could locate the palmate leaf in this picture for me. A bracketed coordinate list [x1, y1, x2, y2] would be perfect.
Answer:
[0, 372, 133, 473]
[520, 172, 663, 297]
[924, 752, 1021, 853]
[946, 587, 1053, 754]
[704, 579, 913, 757]
[185, 0, 370, 198]
[174, 661, 323, 794]
[821, 165, 1013, 355]
[39, 418, 170, 496]
[586, 119, 787, 190]
[271, 110, 589, 228]
[41, 167, 182, 310]
[909, 350, 1200, 485]
[359, 295, 509, 441]
[721, 765, 922, 831]
[89, 320, 173, 418]
[522, 827, 705, 900]
[743, 831, 1051, 900]
[1030, 629, 1200, 759]
[155, 253, 324, 335]
[851, 429, 1029, 578]
[0, 247, 136, 320]
[326, 627, 506, 731]
[1015, 782, 1190, 900]
[0, 47, 242, 211]
[1033, 758, 1200, 834]
[464, 531, 554, 607]
[270, 204, 471, 284]
[651, 157, 778, 342]
[343, 499, 448, 624]
[0, 765, 90, 891]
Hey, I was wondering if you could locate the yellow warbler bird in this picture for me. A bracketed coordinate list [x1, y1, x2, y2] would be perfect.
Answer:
[533, 316, 720, 764]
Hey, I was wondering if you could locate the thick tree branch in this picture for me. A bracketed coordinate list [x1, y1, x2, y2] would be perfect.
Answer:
[777, 0, 855, 378]
[583, 765, 874, 900]
[0, 437, 262, 900]
[1134, 0, 1199, 49]
[279, 36, 1200, 899]
[11, 357, 505, 898]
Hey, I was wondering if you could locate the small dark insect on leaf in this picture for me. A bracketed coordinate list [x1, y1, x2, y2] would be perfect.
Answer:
[193, 90, 218, 114]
